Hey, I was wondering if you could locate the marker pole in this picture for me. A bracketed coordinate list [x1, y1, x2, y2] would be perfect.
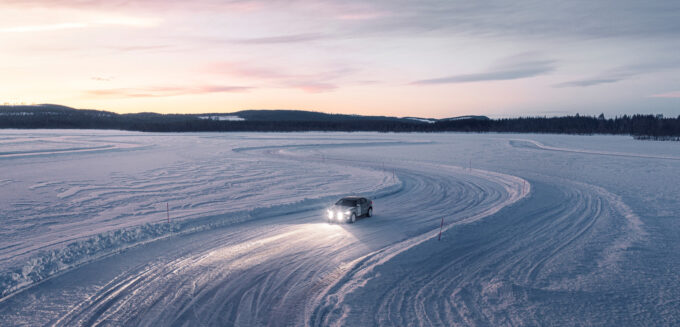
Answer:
[438, 217, 444, 241]
[166, 202, 170, 223]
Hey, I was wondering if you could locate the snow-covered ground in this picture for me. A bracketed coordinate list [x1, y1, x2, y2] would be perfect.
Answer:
[0, 130, 678, 326]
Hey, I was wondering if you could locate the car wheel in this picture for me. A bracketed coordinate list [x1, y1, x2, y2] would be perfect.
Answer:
[367, 207, 372, 217]
[350, 213, 356, 224]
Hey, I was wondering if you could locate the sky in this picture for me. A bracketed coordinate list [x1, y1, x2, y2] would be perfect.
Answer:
[1, 0, 679, 118]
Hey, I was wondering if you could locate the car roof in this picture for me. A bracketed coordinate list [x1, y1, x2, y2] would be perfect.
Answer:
[340, 196, 364, 200]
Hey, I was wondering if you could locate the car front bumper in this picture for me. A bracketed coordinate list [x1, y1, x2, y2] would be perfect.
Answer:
[326, 210, 351, 223]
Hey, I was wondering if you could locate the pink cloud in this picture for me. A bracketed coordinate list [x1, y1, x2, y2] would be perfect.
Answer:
[288, 82, 337, 93]
[103, 45, 172, 52]
[208, 62, 288, 79]
[91, 76, 115, 82]
[232, 33, 327, 44]
[86, 85, 253, 98]
[0, 22, 87, 33]
[198, 85, 253, 93]
[335, 10, 392, 20]
[650, 91, 680, 98]
[2, 0, 268, 14]
[206, 61, 351, 93]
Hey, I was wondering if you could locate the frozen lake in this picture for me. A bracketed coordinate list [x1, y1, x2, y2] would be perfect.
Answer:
[1, 130, 679, 326]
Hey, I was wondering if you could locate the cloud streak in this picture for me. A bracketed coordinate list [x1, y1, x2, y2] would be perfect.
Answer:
[86, 85, 253, 98]
[413, 56, 556, 85]
[0, 14, 159, 33]
[553, 78, 623, 88]
[554, 60, 680, 88]
[91, 76, 115, 82]
[207, 61, 351, 92]
[0, 23, 87, 33]
[232, 33, 328, 44]
[650, 91, 680, 98]
[102, 45, 172, 52]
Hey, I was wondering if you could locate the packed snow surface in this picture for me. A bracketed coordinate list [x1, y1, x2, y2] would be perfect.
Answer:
[0, 130, 679, 326]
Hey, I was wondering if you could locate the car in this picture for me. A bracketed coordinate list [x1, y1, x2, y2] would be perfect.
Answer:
[326, 196, 373, 224]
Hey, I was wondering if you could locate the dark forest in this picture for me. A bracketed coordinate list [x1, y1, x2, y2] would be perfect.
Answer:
[1, 105, 678, 139]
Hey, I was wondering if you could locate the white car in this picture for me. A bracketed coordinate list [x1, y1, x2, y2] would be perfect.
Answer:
[326, 196, 373, 224]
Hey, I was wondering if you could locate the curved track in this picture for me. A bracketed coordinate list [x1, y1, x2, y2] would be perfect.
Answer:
[311, 176, 644, 326]
[1, 136, 650, 326]
[47, 143, 528, 326]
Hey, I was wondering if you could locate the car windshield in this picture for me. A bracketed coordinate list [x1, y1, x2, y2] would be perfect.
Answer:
[336, 198, 357, 206]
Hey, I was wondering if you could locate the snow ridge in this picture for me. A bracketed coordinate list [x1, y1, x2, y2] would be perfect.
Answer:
[308, 163, 531, 326]
[0, 179, 403, 300]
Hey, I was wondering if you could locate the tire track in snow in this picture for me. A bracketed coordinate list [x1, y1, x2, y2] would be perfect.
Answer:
[509, 139, 680, 161]
[310, 175, 645, 326]
[46, 141, 528, 327]
[1, 135, 396, 300]
[307, 163, 528, 327]
[0, 135, 147, 159]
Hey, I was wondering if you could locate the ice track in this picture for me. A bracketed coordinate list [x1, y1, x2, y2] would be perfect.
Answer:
[0, 133, 395, 298]
[1, 132, 662, 326]
[311, 177, 644, 326]
[45, 143, 529, 326]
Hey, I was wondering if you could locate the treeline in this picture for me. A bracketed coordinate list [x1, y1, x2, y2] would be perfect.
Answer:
[1, 105, 679, 137]
[470, 114, 680, 138]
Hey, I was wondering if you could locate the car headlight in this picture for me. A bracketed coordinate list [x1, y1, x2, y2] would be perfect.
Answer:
[336, 211, 344, 220]
[327, 210, 334, 219]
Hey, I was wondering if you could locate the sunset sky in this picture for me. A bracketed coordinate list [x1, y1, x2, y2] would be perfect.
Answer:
[2, 0, 679, 118]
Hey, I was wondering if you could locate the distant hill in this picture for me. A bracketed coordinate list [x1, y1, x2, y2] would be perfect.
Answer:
[194, 109, 480, 124]
[231, 110, 399, 122]
[0, 104, 487, 126]
[0, 104, 678, 137]
[440, 115, 490, 121]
